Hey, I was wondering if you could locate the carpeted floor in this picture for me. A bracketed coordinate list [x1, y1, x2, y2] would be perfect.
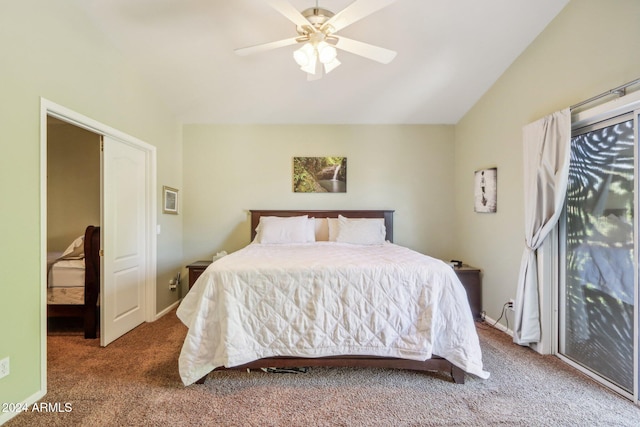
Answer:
[6, 311, 640, 426]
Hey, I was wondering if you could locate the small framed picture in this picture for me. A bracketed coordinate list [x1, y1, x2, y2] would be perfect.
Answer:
[474, 168, 497, 213]
[162, 186, 179, 214]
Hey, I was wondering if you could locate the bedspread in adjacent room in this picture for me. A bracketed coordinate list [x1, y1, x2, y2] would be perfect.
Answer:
[47, 239, 86, 305]
[177, 242, 490, 385]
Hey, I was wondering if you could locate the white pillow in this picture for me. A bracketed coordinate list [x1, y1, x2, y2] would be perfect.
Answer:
[60, 235, 85, 259]
[306, 218, 316, 242]
[313, 217, 329, 241]
[255, 215, 311, 244]
[335, 215, 386, 245]
[327, 217, 340, 241]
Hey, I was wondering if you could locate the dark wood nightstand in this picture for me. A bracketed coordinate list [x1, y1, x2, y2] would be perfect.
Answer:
[453, 265, 482, 321]
[186, 260, 213, 289]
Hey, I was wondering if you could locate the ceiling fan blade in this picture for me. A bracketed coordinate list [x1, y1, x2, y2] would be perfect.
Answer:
[334, 36, 397, 64]
[322, 0, 397, 33]
[234, 36, 301, 56]
[266, 0, 315, 31]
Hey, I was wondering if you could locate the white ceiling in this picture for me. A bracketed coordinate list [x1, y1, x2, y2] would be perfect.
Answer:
[75, 0, 568, 124]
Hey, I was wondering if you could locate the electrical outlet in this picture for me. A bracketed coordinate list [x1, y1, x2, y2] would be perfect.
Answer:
[507, 299, 515, 310]
[0, 357, 9, 379]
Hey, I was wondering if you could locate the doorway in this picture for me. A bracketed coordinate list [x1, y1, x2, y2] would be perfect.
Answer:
[40, 99, 157, 358]
[46, 117, 101, 336]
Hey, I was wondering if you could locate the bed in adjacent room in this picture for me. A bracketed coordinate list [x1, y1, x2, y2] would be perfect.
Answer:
[177, 210, 489, 385]
[47, 225, 101, 339]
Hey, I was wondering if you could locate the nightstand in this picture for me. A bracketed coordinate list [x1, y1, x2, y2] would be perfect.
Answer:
[453, 265, 482, 321]
[186, 260, 213, 289]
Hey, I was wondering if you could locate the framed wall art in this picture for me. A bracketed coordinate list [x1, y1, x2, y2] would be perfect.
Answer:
[474, 167, 497, 213]
[162, 186, 179, 214]
[293, 157, 347, 193]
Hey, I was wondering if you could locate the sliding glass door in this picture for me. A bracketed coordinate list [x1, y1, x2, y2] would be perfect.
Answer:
[560, 113, 636, 394]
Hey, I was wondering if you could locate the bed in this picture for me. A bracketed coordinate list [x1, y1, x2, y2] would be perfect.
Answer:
[47, 225, 100, 339]
[177, 210, 489, 385]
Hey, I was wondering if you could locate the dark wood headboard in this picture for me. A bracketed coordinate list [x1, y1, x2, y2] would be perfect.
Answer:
[250, 210, 394, 242]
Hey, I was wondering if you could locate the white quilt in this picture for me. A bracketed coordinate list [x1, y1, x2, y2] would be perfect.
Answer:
[177, 242, 489, 385]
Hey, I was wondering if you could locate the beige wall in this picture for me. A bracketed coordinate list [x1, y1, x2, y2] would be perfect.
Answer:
[0, 0, 182, 414]
[47, 121, 101, 251]
[182, 125, 457, 273]
[454, 0, 640, 326]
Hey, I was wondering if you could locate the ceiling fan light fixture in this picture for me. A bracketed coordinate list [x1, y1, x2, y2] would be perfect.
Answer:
[293, 42, 315, 67]
[316, 41, 337, 64]
[323, 57, 341, 74]
[300, 51, 318, 74]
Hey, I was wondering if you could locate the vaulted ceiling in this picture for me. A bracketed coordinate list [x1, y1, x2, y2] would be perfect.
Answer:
[76, 0, 568, 124]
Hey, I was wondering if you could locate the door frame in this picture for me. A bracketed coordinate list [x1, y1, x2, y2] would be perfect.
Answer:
[40, 98, 157, 388]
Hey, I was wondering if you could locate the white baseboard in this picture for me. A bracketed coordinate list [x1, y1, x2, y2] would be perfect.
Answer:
[483, 315, 514, 337]
[154, 299, 181, 321]
[482, 314, 553, 355]
[0, 388, 46, 425]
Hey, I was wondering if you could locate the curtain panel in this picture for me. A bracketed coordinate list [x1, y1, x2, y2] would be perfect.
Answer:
[514, 108, 571, 345]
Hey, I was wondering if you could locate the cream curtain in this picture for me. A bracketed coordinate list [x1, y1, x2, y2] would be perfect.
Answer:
[514, 108, 571, 345]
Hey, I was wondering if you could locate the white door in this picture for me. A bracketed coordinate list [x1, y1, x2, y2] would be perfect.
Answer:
[101, 135, 148, 346]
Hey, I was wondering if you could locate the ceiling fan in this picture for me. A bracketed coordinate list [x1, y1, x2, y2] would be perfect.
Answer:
[235, 0, 398, 80]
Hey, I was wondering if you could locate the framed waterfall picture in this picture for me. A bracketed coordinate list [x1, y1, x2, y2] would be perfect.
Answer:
[474, 167, 497, 213]
[293, 157, 347, 193]
[162, 186, 179, 214]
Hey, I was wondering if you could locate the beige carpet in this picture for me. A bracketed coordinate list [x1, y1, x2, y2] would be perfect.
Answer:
[6, 311, 640, 426]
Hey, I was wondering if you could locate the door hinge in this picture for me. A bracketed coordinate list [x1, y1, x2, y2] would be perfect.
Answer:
[99, 249, 104, 257]
[100, 136, 104, 151]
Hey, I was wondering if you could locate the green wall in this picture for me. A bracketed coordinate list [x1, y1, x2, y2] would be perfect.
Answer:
[0, 0, 183, 418]
[454, 0, 640, 328]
